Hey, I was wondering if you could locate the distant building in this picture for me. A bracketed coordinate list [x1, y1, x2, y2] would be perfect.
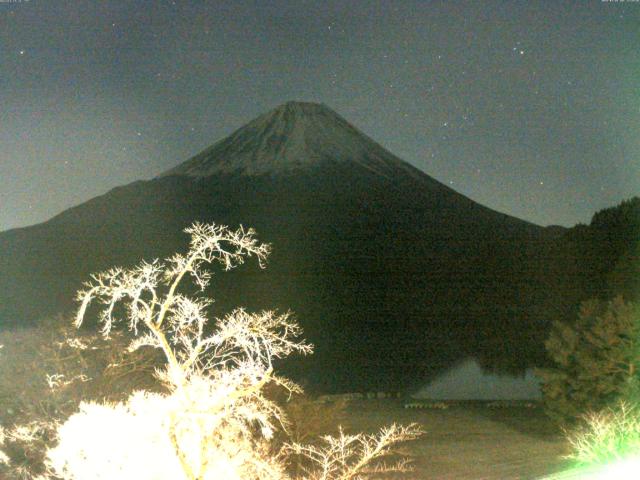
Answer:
[412, 358, 542, 400]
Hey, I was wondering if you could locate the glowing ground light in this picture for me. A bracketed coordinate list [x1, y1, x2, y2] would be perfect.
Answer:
[542, 456, 640, 479]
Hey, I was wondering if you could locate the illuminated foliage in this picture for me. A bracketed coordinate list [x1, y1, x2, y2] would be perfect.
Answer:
[566, 401, 640, 465]
[545, 402, 640, 480]
[2, 223, 421, 479]
[287, 424, 421, 480]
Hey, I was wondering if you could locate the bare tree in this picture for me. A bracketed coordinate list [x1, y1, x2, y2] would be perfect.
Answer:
[5, 223, 421, 480]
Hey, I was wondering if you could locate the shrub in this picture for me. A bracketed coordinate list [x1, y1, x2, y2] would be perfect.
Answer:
[0, 317, 166, 479]
[565, 400, 640, 465]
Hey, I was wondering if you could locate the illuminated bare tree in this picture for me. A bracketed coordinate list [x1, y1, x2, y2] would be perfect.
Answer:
[14, 222, 422, 480]
[61, 223, 308, 479]
[287, 424, 422, 480]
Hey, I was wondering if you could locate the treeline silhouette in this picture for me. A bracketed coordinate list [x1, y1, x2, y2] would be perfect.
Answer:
[565, 196, 640, 303]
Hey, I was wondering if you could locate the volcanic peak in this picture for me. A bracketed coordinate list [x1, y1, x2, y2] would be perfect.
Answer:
[161, 101, 416, 178]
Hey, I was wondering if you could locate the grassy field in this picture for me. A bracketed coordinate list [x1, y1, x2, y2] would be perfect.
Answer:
[1, 323, 572, 479]
[332, 399, 570, 480]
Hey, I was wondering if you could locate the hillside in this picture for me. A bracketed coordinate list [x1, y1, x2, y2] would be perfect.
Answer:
[0, 102, 569, 391]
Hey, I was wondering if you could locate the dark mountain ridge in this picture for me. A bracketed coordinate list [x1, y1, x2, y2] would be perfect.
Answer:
[0, 102, 570, 392]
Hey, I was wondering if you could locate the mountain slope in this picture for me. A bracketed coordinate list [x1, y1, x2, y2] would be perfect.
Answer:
[0, 102, 568, 392]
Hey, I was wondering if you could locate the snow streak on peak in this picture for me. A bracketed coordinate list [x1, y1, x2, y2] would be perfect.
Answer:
[161, 101, 421, 179]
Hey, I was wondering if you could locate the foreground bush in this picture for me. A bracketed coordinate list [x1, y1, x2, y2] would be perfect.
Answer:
[2, 223, 421, 479]
[565, 401, 640, 466]
[0, 316, 168, 477]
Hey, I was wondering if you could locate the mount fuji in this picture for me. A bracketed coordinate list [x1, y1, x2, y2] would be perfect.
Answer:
[162, 101, 428, 180]
[0, 102, 568, 391]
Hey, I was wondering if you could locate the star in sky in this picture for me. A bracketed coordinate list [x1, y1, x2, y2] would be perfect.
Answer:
[0, 0, 637, 231]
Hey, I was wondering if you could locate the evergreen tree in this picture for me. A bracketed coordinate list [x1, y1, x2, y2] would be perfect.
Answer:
[536, 296, 640, 425]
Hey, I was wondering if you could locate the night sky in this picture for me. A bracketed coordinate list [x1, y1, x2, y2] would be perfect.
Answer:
[1, 0, 638, 232]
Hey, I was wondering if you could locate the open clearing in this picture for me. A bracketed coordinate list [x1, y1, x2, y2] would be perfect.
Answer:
[1, 325, 571, 479]
[336, 399, 570, 480]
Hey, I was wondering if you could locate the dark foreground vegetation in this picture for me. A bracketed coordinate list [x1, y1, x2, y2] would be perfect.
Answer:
[0, 152, 637, 477]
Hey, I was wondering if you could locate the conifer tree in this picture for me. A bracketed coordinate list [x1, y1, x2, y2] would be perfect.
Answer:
[537, 296, 640, 425]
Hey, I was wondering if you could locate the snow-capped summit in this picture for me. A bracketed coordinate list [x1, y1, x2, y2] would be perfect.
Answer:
[161, 101, 418, 178]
